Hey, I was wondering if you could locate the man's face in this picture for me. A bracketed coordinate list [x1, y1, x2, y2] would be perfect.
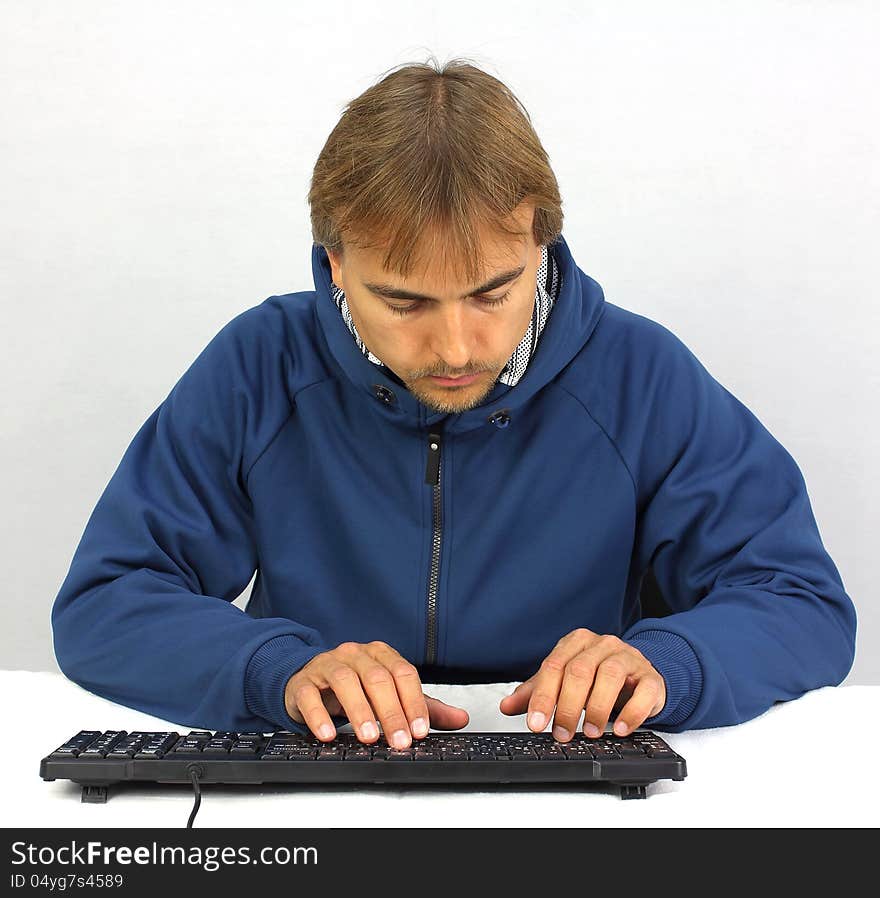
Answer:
[326, 201, 541, 414]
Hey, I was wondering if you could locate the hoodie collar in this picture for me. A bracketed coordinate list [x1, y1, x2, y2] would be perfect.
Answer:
[311, 232, 605, 435]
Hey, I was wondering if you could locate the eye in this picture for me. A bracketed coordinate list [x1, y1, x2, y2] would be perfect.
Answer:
[385, 289, 513, 317]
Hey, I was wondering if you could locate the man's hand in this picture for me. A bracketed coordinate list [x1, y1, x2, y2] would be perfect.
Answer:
[499, 628, 666, 740]
[285, 640, 469, 749]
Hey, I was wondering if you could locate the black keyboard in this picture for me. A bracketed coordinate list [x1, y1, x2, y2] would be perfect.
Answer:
[40, 728, 686, 804]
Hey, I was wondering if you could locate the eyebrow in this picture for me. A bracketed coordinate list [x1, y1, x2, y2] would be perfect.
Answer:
[361, 265, 526, 303]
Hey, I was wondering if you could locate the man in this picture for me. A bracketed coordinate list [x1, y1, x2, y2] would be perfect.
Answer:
[52, 59, 856, 750]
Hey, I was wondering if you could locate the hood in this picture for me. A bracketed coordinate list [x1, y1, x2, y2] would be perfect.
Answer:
[311, 232, 606, 435]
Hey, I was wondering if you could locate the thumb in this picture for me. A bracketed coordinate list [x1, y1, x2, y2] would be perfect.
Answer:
[424, 694, 469, 730]
[499, 680, 535, 716]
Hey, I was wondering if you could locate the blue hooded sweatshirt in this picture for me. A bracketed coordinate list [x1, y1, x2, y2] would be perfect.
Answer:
[50, 233, 857, 735]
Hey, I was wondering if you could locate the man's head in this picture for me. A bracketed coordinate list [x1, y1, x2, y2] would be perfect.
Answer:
[326, 199, 541, 413]
[309, 55, 563, 413]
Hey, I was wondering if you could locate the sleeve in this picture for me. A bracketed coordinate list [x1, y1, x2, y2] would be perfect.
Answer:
[619, 325, 857, 732]
[50, 308, 336, 734]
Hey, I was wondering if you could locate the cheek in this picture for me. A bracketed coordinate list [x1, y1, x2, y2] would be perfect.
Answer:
[504, 296, 536, 344]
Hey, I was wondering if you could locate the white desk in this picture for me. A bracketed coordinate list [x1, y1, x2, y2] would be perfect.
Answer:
[3, 671, 876, 828]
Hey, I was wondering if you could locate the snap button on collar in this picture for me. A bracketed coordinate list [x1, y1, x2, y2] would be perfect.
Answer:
[373, 384, 397, 405]
[487, 408, 511, 428]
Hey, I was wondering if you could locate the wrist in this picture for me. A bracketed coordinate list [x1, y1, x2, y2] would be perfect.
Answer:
[623, 629, 702, 728]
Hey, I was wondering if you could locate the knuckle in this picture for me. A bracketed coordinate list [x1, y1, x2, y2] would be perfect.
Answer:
[380, 710, 409, 730]
[531, 691, 557, 708]
[574, 627, 592, 640]
[328, 664, 356, 685]
[600, 634, 622, 649]
[391, 661, 419, 680]
[369, 640, 391, 652]
[355, 707, 378, 727]
[291, 682, 312, 702]
[335, 641, 360, 655]
[540, 656, 566, 675]
[567, 659, 594, 680]
[555, 704, 582, 721]
[639, 678, 660, 696]
[600, 657, 627, 678]
[363, 665, 393, 687]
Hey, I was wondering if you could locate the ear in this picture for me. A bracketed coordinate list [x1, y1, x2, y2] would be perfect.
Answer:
[326, 248, 344, 290]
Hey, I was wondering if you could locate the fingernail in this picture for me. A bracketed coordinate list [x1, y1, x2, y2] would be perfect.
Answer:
[614, 721, 629, 736]
[361, 721, 378, 740]
[552, 725, 571, 742]
[392, 729, 410, 749]
[528, 711, 546, 731]
[583, 723, 600, 738]
[318, 724, 334, 740]
[411, 717, 428, 737]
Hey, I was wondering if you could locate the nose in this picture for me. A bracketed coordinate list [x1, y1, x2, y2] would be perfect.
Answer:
[430, 303, 476, 372]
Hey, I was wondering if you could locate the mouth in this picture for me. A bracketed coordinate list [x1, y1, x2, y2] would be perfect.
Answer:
[429, 373, 482, 387]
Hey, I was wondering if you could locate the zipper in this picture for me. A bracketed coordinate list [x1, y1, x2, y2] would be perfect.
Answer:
[423, 421, 445, 666]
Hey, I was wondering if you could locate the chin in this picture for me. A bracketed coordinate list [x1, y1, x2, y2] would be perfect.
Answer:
[418, 381, 498, 414]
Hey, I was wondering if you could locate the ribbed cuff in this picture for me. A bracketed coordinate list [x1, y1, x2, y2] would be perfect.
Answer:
[244, 634, 333, 734]
[624, 629, 702, 728]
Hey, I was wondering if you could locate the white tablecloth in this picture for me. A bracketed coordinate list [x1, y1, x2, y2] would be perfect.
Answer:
[3, 670, 877, 828]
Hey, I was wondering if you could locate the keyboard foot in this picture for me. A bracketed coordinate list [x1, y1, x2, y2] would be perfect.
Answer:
[80, 784, 109, 804]
[618, 784, 648, 800]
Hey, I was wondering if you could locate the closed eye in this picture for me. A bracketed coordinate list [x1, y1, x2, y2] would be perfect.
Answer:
[386, 289, 513, 317]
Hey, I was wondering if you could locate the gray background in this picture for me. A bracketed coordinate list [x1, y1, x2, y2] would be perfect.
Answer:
[2, 1, 876, 682]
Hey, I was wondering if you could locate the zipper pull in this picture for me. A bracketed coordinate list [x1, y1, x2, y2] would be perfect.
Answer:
[424, 422, 444, 485]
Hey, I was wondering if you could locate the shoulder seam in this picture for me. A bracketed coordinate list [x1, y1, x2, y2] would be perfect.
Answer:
[243, 377, 334, 487]
[553, 381, 637, 497]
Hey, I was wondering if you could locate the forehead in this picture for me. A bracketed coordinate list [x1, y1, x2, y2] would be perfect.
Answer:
[353, 232, 530, 291]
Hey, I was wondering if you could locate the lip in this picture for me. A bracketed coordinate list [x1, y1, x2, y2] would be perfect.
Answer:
[429, 373, 482, 387]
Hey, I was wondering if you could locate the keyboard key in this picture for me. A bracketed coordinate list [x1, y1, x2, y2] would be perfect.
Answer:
[386, 750, 414, 761]
[80, 731, 127, 755]
[561, 745, 595, 759]
[510, 746, 538, 758]
[344, 749, 372, 761]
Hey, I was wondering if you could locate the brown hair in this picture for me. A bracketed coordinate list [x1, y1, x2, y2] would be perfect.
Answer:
[308, 55, 564, 286]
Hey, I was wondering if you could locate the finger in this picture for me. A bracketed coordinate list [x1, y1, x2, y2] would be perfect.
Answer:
[287, 680, 338, 741]
[321, 657, 383, 745]
[611, 676, 638, 715]
[582, 651, 635, 737]
[367, 642, 431, 739]
[550, 652, 600, 741]
[346, 652, 415, 749]
[611, 674, 666, 736]
[499, 679, 534, 715]
[526, 630, 599, 732]
[424, 695, 470, 730]
[525, 656, 567, 732]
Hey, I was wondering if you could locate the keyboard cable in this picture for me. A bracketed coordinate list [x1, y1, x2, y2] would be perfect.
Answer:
[185, 763, 205, 828]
